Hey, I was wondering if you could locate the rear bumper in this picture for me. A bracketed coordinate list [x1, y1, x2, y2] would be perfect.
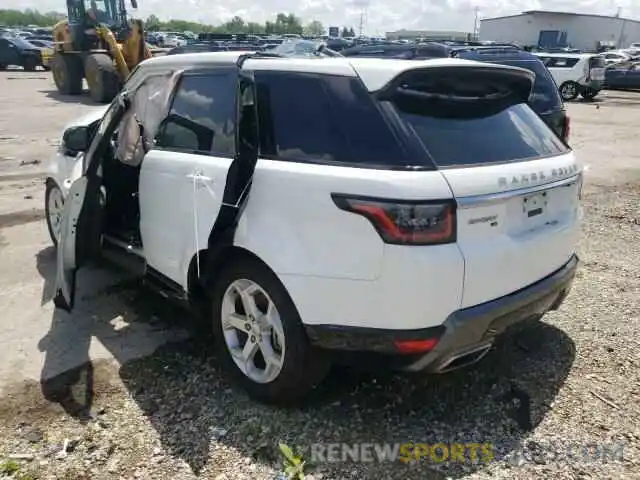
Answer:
[306, 254, 579, 372]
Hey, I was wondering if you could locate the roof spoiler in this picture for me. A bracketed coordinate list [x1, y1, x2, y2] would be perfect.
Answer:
[376, 65, 535, 118]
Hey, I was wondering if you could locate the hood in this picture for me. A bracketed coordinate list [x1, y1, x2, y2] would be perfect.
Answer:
[64, 105, 110, 130]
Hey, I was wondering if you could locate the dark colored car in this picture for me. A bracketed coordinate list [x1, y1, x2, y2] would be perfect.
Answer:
[604, 62, 640, 90]
[341, 42, 451, 59]
[168, 42, 259, 55]
[452, 48, 570, 143]
[0, 36, 43, 71]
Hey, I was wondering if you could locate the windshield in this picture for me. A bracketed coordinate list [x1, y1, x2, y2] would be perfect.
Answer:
[272, 39, 320, 56]
[84, 0, 118, 24]
[9, 37, 38, 49]
[498, 60, 563, 113]
[271, 39, 341, 57]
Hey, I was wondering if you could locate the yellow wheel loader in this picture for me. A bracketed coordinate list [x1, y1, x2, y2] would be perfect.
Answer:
[51, 0, 152, 103]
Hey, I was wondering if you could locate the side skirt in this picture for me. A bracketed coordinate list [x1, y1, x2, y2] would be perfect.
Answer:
[102, 236, 190, 306]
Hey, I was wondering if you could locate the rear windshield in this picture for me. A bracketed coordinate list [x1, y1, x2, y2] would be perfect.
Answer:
[394, 95, 569, 167]
[496, 59, 563, 112]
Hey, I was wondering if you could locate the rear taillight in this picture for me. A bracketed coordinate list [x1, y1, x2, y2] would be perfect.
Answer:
[394, 337, 440, 354]
[331, 194, 456, 245]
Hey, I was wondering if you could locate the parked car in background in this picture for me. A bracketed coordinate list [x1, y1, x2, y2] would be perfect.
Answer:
[342, 42, 451, 59]
[533, 52, 606, 101]
[604, 62, 640, 90]
[452, 47, 570, 143]
[162, 34, 187, 48]
[23, 38, 53, 69]
[601, 51, 631, 65]
[0, 36, 44, 71]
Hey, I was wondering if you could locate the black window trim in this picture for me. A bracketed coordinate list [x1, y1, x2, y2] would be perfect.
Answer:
[154, 66, 239, 159]
[253, 70, 435, 171]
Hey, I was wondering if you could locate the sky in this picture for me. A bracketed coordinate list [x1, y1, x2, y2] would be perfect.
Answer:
[5, 0, 640, 35]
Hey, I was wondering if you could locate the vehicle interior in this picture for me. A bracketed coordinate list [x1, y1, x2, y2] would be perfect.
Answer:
[102, 113, 144, 247]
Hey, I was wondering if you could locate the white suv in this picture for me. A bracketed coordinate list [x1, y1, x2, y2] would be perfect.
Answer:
[46, 51, 582, 404]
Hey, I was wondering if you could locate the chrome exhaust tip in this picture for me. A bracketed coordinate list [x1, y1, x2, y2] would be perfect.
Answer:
[436, 343, 493, 373]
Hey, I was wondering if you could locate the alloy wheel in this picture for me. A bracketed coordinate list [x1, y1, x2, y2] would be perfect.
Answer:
[220, 278, 286, 384]
[47, 185, 64, 243]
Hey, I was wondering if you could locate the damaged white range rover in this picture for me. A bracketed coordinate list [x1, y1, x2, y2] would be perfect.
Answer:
[46, 51, 582, 404]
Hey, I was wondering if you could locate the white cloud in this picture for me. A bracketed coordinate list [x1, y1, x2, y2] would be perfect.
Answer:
[6, 0, 640, 35]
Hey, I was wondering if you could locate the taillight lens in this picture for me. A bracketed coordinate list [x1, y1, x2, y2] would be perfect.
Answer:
[331, 194, 456, 245]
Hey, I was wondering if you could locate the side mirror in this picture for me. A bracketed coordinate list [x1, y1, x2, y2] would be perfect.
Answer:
[62, 126, 91, 155]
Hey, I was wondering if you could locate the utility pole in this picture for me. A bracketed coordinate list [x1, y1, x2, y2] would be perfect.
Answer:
[358, 10, 364, 37]
[473, 7, 480, 40]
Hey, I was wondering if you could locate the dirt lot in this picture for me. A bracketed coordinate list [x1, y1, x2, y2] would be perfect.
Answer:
[0, 70, 638, 480]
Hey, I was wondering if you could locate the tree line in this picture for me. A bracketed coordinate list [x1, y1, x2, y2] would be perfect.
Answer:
[0, 9, 357, 37]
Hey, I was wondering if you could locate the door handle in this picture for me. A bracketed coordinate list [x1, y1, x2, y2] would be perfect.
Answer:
[187, 172, 214, 185]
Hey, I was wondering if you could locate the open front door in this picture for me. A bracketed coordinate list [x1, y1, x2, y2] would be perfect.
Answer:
[53, 98, 128, 311]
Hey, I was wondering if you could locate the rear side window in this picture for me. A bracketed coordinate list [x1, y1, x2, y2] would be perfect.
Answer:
[255, 72, 406, 167]
[589, 55, 606, 69]
[156, 71, 236, 156]
[392, 72, 569, 167]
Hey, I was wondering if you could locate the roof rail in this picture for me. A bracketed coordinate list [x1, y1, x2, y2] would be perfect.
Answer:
[236, 51, 284, 67]
[450, 44, 521, 56]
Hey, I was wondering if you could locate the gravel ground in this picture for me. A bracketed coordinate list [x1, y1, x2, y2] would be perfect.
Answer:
[0, 75, 639, 480]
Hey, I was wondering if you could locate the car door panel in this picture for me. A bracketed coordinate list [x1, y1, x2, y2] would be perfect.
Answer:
[139, 150, 230, 285]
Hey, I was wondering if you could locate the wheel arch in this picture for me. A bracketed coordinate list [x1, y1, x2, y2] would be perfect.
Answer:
[186, 245, 277, 303]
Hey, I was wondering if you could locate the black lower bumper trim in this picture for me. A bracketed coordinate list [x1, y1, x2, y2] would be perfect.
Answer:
[305, 254, 579, 371]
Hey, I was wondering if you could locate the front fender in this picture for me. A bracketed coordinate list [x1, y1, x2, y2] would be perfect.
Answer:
[46, 151, 84, 197]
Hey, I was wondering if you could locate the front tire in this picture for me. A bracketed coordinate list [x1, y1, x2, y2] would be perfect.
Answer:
[84, 53, 120, 104]
[559, 81, 580, 101]
[45, 181, 64, 247]
[211, 256, 330, 405]
[52, 53, 83, 95]
[23, 56, 39, 72]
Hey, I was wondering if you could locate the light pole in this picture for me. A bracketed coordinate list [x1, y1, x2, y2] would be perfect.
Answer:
[473, 6, 480, 40]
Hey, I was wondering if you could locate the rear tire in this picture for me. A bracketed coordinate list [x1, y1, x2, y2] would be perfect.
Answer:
[559, 81, 579, 101]
[84, 53, 120, 104]
[52, 53, 83, 95]
[210, 256, 330, 405]
[23, 56, 38, 72]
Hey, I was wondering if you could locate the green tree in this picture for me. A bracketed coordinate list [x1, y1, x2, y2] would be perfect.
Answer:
[272, 12, 303, 35]
[0, 8, 308, 36]
[304, 20, 324, 37]
[145, 14, 160, 30]
[0, 8, 61, 27]
[246, 22, 265, 34]
[224, 15, 245, 33]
